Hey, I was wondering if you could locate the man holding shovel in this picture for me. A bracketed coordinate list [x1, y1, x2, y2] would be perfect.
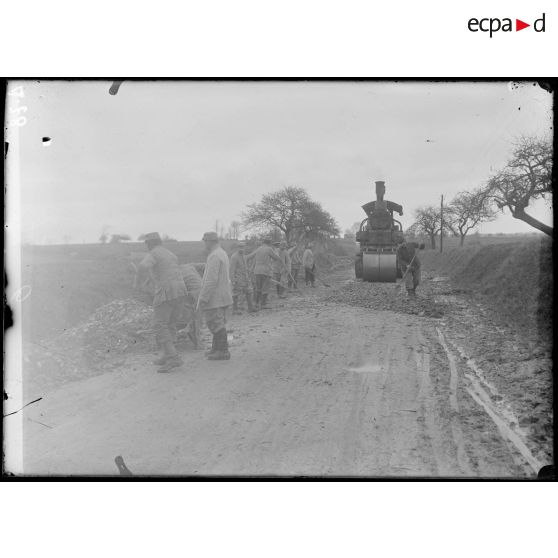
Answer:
[138, 232, 187, 372]
[230, 241, 257, 314]
[198, 231, 234, 360]
[277, 241, 291, 298]
[288, 243, 301, 290]
[397, 240, 422, 297]
[302, 242, 316, 287]
[245, 238, 282, 309]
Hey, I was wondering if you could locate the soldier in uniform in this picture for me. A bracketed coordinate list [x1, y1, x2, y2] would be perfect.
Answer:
[277, 241, 291, 298]
[271, 242, 283, 298]
[302, 242, 316, 287]
[245, 238, 282, 309]
[396, 239, 422, 297]
[229, 242, 256, 314]
[198, 231, 234, 360]
[138, 232, 187, 372]
[246, 239, 260, 293]
[288, 243, 301, 290]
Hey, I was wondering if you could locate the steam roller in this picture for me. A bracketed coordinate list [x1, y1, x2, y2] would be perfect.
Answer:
[355, 180, 405, 282]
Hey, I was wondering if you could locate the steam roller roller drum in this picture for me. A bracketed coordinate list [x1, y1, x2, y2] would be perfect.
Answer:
[362, 253, 397, 282]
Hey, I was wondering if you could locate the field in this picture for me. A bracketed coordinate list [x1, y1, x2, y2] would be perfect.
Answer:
[8, 233, 553, 476]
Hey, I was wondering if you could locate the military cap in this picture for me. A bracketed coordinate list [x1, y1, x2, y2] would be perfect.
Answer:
[144, 232, 161, 242]
[202, 231, 219, 241]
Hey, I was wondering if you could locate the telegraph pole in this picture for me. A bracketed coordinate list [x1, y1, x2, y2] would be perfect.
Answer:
[440, 195, 444, 253]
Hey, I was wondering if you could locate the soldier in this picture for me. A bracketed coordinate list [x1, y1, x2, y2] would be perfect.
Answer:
[198, 231, 234, 360]
[229, 242, 256, 315]
[302, 242, 316, 287]
[246, 240, 259, 293]
[245, 238, 282, 309]
[138, 232, 187, 372]
[277, 241, 291, 298]
[271, 242, 283, 298]
[287, 243, 301, 289]
[179, 263, 204, 349]
[396, 239, 422, 297]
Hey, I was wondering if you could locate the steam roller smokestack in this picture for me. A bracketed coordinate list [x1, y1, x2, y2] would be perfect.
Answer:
[375, 180, 385, 201]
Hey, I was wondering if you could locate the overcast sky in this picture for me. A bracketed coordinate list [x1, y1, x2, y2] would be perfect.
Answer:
[12, 80, 553, 244]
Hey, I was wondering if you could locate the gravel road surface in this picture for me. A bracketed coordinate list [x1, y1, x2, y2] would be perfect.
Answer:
[17, 266, 550, 477]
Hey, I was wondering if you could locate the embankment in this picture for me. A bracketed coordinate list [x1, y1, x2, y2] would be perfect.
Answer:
[420, 237, 553, 343]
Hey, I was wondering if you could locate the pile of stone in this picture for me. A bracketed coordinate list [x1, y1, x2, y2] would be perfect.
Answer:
[23, 298, 155, 394]
[57, 297, 155, 359]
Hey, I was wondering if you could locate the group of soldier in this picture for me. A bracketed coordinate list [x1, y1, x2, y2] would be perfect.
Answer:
[232, 237, 316, 312]
[137, 231, 317, 372]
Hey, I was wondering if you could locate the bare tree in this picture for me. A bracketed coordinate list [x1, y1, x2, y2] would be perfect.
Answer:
[229, 220, 242, 240]
[242, 186, 339, 242]
[446, 188, 497, 246]
[345, 221, 362, 238]
[411, 206, 444, 249]
[485, 136, 552, 236]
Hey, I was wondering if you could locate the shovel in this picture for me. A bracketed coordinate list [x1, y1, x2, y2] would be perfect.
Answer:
[277, 259, 300, 291]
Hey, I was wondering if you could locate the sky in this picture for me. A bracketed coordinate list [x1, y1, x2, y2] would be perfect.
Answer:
[9, 80, 553, 244]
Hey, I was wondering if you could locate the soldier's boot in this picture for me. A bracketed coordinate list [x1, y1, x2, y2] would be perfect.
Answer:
[204, 335, 217, 357]
[232, 295, 242, 315]
[260, 293, 270, 309]
[246, 293, 257, 313]
[207, 329, 231, 360]
[152, 337, 167, 365]
[157, 342, 184, 372]
[187, 330, 200, 350]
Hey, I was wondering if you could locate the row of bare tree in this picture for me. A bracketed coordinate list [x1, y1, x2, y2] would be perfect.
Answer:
[97, 136, 550, 247]
[409, 136, 552, 248]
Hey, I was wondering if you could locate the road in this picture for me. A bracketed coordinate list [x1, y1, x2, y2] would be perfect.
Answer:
[17, 267, 543, 477]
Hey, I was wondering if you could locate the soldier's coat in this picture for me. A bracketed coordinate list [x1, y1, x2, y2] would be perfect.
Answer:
[302, 248, 315, 269]
[229, 251, 251, 287]
[246, 244, 281, 276]
[199, 245, 233, 309]
[139, 245, 187, 306]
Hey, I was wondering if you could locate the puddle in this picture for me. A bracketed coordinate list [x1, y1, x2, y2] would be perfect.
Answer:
[345, 363, 384, 374]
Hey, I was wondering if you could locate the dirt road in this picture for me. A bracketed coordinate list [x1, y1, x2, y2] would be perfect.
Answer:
[17, 266, 549, 477]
